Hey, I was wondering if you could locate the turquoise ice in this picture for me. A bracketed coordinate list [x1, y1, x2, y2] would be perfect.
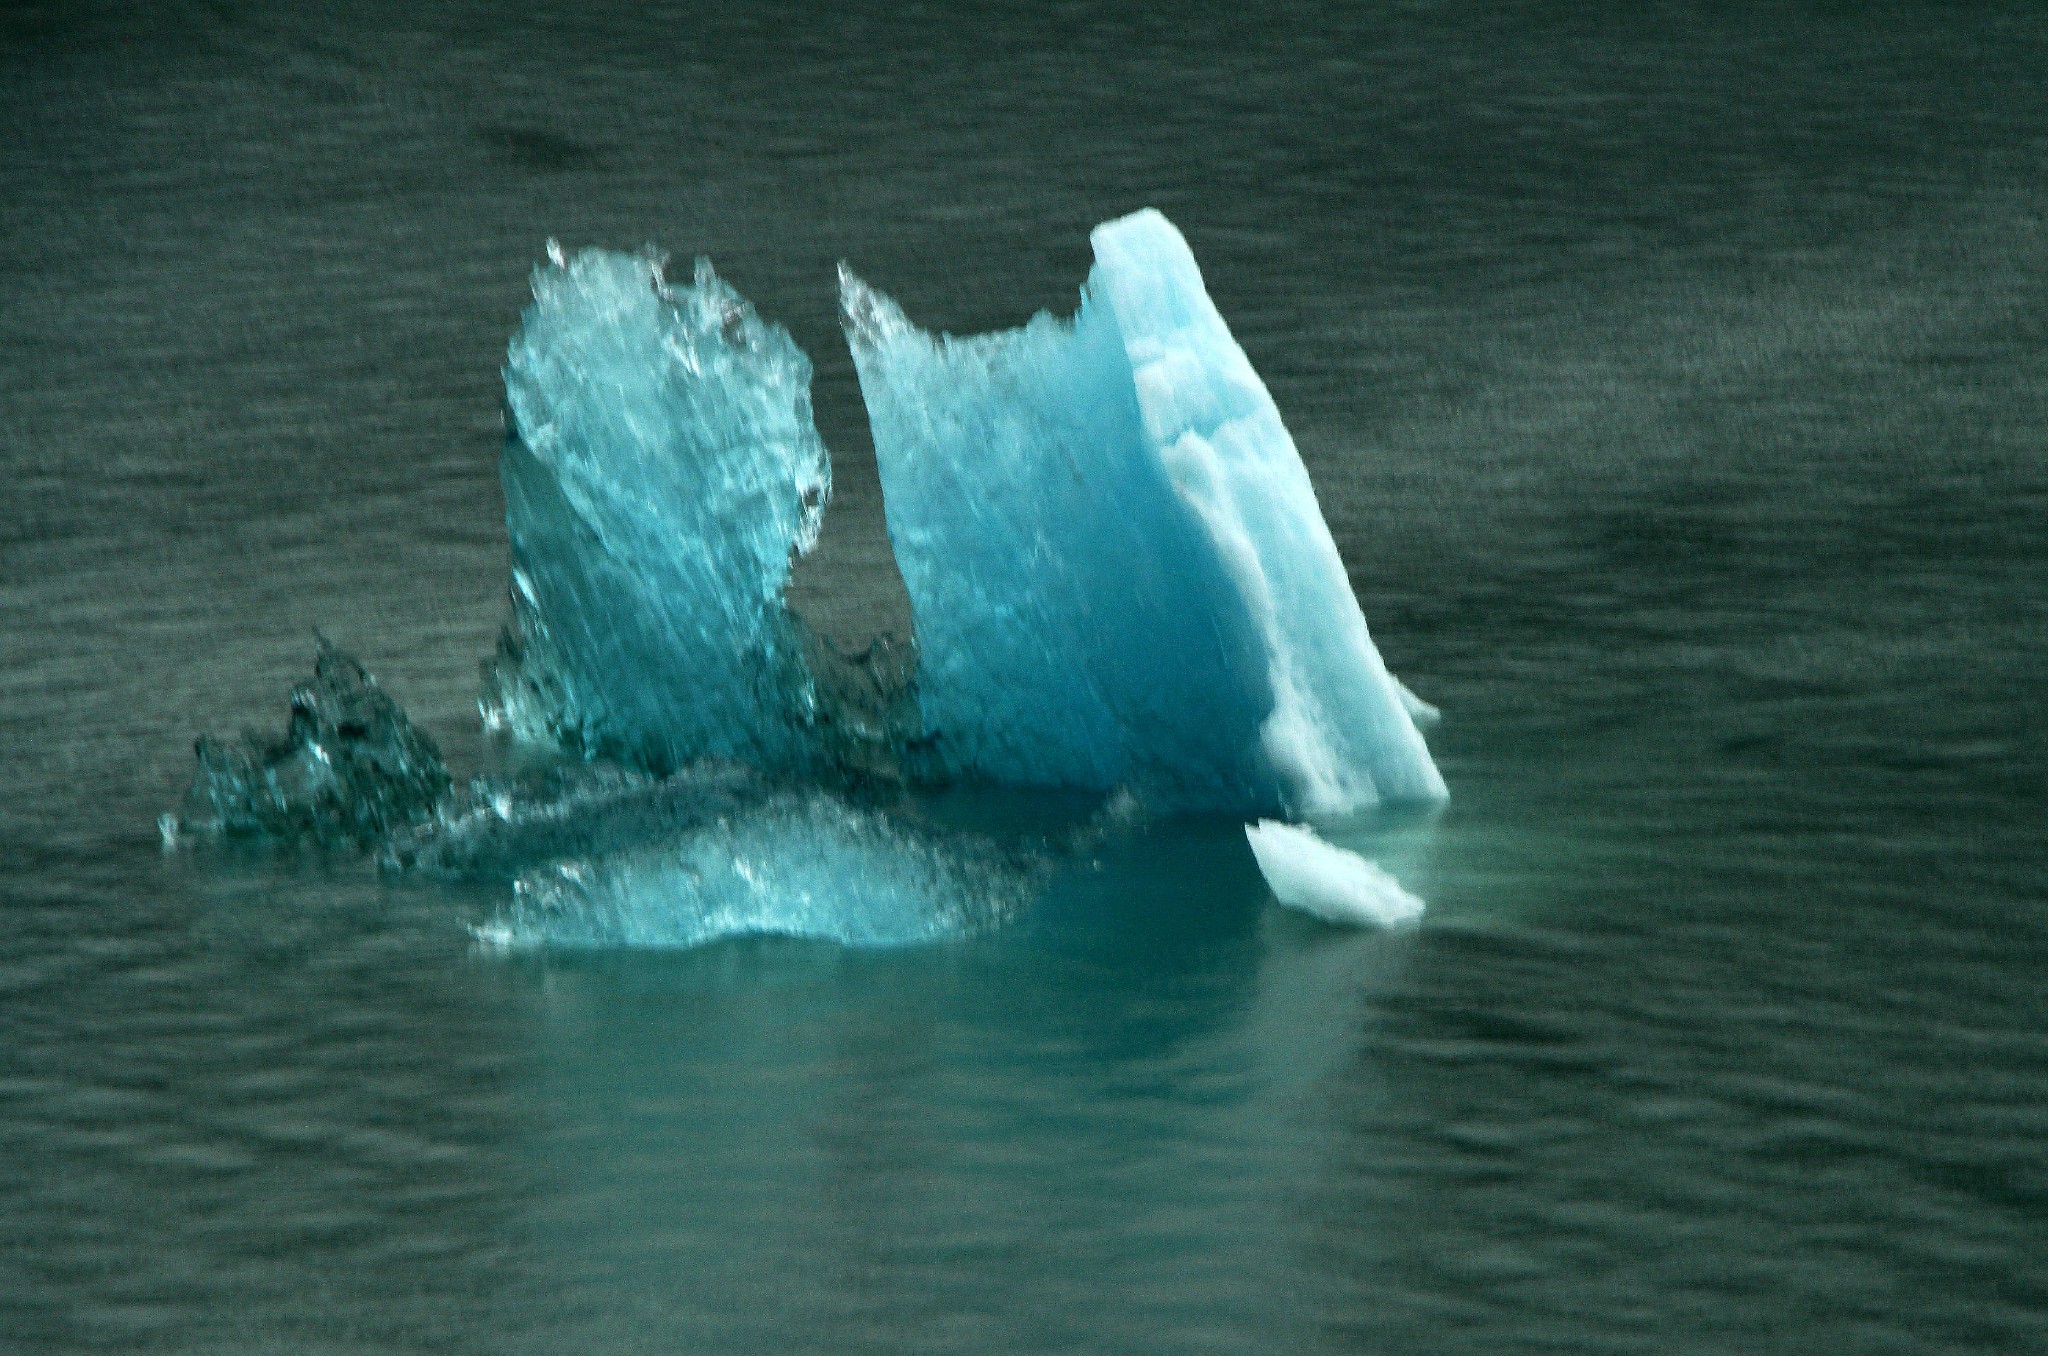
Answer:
[485, 247, 831, 774]
[475, 793, 1031, 950]
[170, 214, 1445, 952]
[844, 209, 1446, 815]
[476, 212, 1443, 818]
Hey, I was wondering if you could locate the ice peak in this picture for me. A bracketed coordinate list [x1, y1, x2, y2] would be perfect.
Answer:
[837, 262, 906, 349]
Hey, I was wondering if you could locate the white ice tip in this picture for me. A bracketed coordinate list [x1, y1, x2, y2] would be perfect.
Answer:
[1245, 820, 1425, 928]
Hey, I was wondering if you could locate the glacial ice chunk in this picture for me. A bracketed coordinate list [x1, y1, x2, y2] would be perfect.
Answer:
[166, 638, 451, 849]
[843, 209, 1446, 816]
[476, 793, 1032, 950]
[1245, 820, 1424, 928]
[483, 248, 831, 773]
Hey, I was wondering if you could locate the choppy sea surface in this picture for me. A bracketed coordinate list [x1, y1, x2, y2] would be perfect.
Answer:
[3, 2, 2045, 1350]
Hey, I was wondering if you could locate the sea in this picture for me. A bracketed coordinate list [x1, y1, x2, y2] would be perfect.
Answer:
[2, 1, 2044, 1350]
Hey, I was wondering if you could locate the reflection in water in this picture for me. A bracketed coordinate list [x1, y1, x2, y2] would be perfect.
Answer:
[501, 816, 1429, 1351]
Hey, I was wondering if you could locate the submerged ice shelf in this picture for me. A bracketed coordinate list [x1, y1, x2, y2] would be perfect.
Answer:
[175, 641, 1013, 950]
[478, 792, 1034, 951]
[171, 210, 1446, 950]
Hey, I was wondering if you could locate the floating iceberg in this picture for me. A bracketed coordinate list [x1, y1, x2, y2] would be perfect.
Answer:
[475, 210, 1441, 817]
[483, 248, 833, 774]
[476, 793, 1032, 950]
[1245, 819, 1424, 928]
[168, 211, 1447, 951]
[844, 209, 1445, 816]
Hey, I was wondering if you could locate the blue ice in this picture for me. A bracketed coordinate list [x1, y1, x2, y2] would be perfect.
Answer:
[484, 247, 831, 774]
[174, 214, 1446, 952]
[844, 210, 1445, 816]
[480, 212, 1442, 820]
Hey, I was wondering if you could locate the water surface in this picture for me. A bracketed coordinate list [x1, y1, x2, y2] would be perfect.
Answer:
[3, 2, 2045, 1350]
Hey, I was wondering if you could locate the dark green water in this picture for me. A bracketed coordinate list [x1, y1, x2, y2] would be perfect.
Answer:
[3, 2, 2045, 1350]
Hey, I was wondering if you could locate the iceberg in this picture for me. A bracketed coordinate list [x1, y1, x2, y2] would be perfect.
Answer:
[167, 210, 1448, 951]
[482, 247, 833, 774]
[476, 793, 1033, 950]
[843, 209, 1445, 816]
[1245, 819, 1424, 928]
[475, 211, 1442, 817]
